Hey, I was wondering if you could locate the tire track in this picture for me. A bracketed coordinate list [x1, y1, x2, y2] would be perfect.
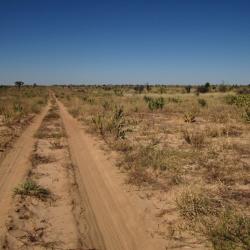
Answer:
[0, 105, 49, 242]
[58, 99, 161, 250]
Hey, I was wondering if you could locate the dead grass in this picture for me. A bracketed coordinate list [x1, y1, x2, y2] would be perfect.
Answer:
[53, 85, 250, 249]
[0, 87, 48, 154]
[205, 211, 250, 250]
[31, 153, 55, 167]
[50, 140, 64, 149]
[176, 190, 223, 221]
[126, 169, 157, 187]
[183, 129, 206, 148]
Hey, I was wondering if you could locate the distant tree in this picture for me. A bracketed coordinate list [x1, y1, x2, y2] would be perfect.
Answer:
[146, 83, 151, 92]
[218, 84, 227, 92]
[15, 81, 24, 89]
[196, 82, 210, 94]
[134, 85, 144, 94]
[33, 83, 37, 87]
[185, 85, 192, 93]
[205, 82, 211, 89]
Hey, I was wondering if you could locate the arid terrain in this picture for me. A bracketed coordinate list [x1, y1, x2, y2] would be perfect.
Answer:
[0, 84, 249, 250]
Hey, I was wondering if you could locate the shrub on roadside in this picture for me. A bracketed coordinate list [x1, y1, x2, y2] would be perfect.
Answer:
[14, 180, 50, 200]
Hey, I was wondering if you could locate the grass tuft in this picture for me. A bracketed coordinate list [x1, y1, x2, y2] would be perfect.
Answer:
[14, 180, 50, 199]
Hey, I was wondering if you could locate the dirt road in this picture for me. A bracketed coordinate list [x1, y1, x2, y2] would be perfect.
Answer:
[0, 99, 166, 250]
[58, 100, 164, 250]
[0, 105, 49, 241]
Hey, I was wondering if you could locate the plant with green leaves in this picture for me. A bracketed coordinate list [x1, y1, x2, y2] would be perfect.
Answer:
[14, 180, 50, 199]
[111, 106, 127, 139]
[144, 96, 165, 111]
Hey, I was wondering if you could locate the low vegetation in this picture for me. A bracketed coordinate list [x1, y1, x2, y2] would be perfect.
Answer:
[14, 180, 50, 200]
[54, 84, 250, 249]
[0, 86, 48, 153]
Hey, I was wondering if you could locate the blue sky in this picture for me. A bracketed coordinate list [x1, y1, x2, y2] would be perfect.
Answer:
[0, 0, 250, 84]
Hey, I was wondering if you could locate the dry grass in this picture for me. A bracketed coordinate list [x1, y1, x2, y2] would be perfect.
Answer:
[31, 153, 55, 167]
[0, 87, 48, 154]
[53, 85, 250, 249]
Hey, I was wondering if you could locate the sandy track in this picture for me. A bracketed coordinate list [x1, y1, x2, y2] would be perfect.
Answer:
[58, 100, 165, 250]
[0, 99, 166, 249]
[0, 105, 49, 240]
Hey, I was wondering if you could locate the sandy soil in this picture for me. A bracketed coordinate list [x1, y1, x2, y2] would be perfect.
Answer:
[58, 100, 167, 250]
[0, 99, 172, 250]
[0, 105, 49, 244]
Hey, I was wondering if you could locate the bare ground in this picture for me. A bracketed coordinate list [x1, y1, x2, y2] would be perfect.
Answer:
[0, 105, 49, 243]
[0, 100, 169, 250]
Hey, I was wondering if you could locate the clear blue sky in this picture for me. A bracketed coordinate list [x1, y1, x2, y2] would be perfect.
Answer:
[0, 0, 250, 84]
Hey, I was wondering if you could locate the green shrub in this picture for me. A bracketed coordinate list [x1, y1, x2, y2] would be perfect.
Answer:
[243, 108, 250, 122]
[14, 180, 50, 199]
[206, 211, 250, 250]
[111, 106, 127, 139]
[13, 103, 24, 113]
[168, 97, 182, 103]
[225, 94, 250, 107]
[92, 106, 128, 139]
[144, 96, 165, 111]
[92, 114, 105, 136]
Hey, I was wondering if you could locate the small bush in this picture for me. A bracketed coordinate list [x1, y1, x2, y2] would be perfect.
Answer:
[185, 85, 192, 93]
[236, 87, 250, 95]
[198, 98, 207, 107]
[2, 110, 13, 125]
[183, 129, 205, 148]
[206, 211, 250, 250]
[184, 112, 196, 123]
[111, 106, 127, 139]
[177, 191, 221, 221]
[14, 180, 50, 199]
[13, 103, 24, 113]
[225, 94, 250, 107]
[31, 153, 55, 167]
[243, 108, 250, 122]
[124, 143, 168, 171]
[92, 114, 105, 136]
[144, 96, 165, 111]
[168, 97, 181, 103]
[197, 84, 210, 94]
[92, 106, 128, 139]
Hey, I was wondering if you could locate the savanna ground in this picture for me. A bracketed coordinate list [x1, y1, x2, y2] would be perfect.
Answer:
[0, 84, 249, 250]
[54, 84, 250, 250]
[0, 86, 48, 158]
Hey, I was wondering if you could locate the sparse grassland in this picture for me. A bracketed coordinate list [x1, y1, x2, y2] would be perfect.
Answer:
[0, 86, 48, 154]
[54, 84, 250, 249]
